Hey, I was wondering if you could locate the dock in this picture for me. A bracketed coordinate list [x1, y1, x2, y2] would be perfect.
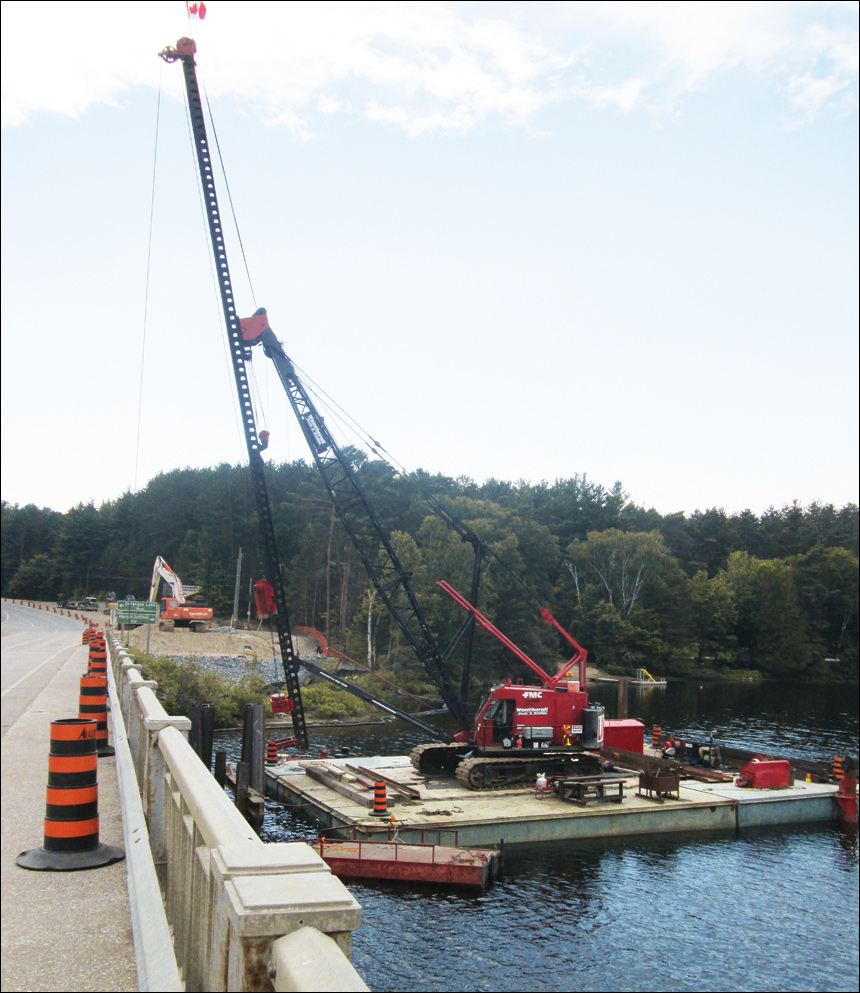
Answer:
[266, 754, 843, 847]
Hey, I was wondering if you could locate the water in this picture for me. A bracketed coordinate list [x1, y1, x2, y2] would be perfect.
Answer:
[215, 680, 859, 992]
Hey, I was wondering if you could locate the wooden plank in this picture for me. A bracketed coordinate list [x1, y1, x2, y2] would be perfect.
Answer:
[304, 764, 376, 808]
[350, 764, 422, 800]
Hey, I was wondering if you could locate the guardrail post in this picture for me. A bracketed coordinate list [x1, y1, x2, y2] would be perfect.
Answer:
[207, 841, 362, 992]
[119, 661, 142, 726]
[142, 710, 192, 862]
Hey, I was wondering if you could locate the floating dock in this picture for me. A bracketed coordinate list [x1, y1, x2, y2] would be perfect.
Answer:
[266, 754, 843, 847]
[311, 837, 502, 889]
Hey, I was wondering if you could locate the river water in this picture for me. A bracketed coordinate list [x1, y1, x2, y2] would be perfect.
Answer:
[217, 680, 859, 992]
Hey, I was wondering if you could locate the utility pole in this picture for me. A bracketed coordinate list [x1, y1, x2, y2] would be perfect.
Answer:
[232, 548, 243, 628]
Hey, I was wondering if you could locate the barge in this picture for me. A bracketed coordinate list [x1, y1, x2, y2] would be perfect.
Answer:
[266, 753, 846, 848]
[311, 836, 502, 890]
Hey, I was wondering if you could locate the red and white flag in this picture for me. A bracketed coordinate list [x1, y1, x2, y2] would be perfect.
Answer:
[187, 2, 207, 19]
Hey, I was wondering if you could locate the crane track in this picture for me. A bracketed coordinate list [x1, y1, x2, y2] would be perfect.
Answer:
[455, 752, 603, 791]
[410, 742, 471, 776]
[413, 743, 605, 790]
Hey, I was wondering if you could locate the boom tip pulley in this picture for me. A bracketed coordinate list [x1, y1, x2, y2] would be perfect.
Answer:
[158, 37, 197, 64]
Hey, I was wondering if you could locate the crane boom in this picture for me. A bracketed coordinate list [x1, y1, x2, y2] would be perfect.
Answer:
[160, 38, 309, 749]
[240, 310, 470, 736]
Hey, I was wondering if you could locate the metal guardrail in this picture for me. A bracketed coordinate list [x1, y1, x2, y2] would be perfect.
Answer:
[107, 631, 368, 992]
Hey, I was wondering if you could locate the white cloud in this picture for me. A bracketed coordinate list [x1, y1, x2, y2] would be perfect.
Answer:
[1, 1, 857, 132]
[577, 1, 859, 120]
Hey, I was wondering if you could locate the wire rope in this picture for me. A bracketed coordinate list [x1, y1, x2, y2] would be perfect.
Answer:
[204, 83, 258, 311]
[182, 67, 249, 466]
[134, 68, 164, 493]
[289, 360, 545, 611]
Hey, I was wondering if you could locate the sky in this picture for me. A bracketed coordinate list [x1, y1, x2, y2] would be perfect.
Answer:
[2, 1, 858, 519]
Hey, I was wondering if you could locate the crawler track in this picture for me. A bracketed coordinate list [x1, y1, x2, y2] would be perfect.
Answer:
[412, 743, 605, 790]
[455, 752, 603, 790]
[410, 742, 472, 776]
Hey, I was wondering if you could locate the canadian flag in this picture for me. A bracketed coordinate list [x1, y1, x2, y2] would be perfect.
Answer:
[187, 2, 207, 18]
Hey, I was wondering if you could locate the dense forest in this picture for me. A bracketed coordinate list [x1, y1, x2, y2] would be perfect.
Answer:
[2, 459, 858, 687]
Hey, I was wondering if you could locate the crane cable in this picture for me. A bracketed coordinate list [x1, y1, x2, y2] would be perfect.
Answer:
[181, 59, 273, 456]
[201, 78, 276, 438]
[288, 360, 546, 613]
[173, 46, 545, 621]
[134, 66, 164, 493]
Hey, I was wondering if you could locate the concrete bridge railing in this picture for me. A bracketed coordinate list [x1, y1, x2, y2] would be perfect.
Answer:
[107, 631, 368, 992]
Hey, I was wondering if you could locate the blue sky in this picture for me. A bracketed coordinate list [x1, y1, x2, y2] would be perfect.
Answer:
[2, 1, 857, 517]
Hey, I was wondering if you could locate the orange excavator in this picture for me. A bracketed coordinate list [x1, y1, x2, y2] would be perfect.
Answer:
[149, 556, 213, 633]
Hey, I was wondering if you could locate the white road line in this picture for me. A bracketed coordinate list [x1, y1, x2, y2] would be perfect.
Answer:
[0, 644, 76, 698]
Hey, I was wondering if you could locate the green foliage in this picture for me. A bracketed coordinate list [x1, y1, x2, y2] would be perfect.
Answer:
[7, 553, 60, 601]
[556, 529, 690, 671]
[299, 681, 372, 720]
[688, 569, 737, 667]
[790, 546, 859, 677]
[131, 651, 271, 728]
[3, 471, 858, 682]
[724, 552, 807, 675]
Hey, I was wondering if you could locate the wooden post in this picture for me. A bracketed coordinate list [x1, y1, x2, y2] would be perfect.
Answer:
[617, 677, 629, 720]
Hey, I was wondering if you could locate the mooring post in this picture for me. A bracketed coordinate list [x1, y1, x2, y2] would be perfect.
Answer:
[214, 750, 227, 788]
[190, 705, 216, 771]
[242, 703, 265, 797]
[617, 678, 629, 720]
[235, 760, 250, 821]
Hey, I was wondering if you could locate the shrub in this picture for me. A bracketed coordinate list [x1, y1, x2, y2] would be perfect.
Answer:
[130, 650, 271, 728]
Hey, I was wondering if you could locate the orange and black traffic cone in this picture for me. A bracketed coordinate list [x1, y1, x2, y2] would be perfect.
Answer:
[372, 782, 388, 816]
[16, 718, 124, 871]
[78, 675, 114, 757]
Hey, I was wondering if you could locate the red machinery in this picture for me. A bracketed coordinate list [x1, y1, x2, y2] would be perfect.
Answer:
[410, 581, 644, 789]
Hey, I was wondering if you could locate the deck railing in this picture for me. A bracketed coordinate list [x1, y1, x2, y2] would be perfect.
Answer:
[108, 630, 368, 992]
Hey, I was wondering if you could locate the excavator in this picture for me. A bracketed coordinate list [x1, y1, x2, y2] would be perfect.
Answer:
[161, 36, 644, 786]
[149, 556, 213, 633]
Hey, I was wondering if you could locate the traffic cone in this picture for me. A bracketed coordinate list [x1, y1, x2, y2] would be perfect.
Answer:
[16, 718, 124, 871]
[87, 640, 108, 679]
[372, 782, 388, 816]
[78, 675, 114, 757]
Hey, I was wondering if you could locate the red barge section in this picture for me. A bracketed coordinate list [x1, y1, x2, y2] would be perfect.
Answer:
[312, 836, 502, 890]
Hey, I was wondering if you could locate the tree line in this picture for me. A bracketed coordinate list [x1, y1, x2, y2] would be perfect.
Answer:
[2, 459, 857, 687]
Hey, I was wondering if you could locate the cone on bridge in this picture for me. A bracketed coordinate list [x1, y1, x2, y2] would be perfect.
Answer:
[78, 675, 114, 757]
[87, 638, 108, 679]
[16, 718, 124, 871]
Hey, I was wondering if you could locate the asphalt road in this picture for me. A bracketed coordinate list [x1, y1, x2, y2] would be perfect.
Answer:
[1, 602, 85, 736]
[1, 600, 137, 992]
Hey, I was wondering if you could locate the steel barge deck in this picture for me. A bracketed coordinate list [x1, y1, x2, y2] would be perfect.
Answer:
[265, 754, 843, 847]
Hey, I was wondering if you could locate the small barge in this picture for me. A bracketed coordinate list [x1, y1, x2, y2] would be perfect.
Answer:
[311, 836, 502, 890]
